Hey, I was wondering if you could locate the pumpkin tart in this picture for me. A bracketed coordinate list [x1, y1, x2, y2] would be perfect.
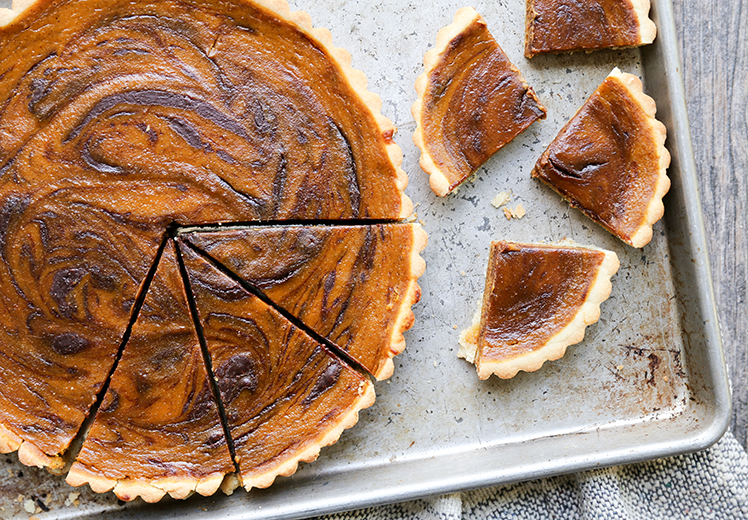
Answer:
[66, 241, 233, 503]
[181, 223, 427, 381]
[459, 241, 619, 380]
[0, 0, 421, 482]
[413, 7, 546, 197]
[525, 0, 657, 58]
[532, 68, 670, 248]
[179, 243, 374, 493]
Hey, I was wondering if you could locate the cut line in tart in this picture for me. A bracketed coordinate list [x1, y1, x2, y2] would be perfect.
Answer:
[459, 241, 619, 380]
[412, 7, 547, 197]
[524, 0, 657, 58]
[0, 0, 426, 501]
[179, 243, 375, 493]
[66, 241, 233, 503]
[532, 68, 671, 248]
[181, 223, 428, 381]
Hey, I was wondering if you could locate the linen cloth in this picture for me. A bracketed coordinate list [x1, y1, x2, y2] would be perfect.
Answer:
[318, 432, 748, 519]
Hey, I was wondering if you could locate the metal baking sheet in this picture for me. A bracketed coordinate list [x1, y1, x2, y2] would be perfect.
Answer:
[0, 0, 730, 518]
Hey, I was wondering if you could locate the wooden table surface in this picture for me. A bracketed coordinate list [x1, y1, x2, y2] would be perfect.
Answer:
[673, 0, 748, 448]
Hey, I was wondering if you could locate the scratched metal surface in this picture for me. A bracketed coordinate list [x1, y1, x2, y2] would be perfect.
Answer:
[0, 0, 730, 518]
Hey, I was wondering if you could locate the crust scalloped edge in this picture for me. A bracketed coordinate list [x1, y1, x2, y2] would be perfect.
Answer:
[630, 0, 657, 45]
[411, 7, 482, 197]
[374, 222, 428, 381]
[459, 241, 620, 380]
[66, 463, 227, 503]
[608, 68, 671, 248]
[0, 423, 66, 473]
[248, 0, 412, 219]
[221, 379, 376, 494]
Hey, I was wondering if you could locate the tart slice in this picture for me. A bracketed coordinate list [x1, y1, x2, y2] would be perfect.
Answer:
[412, 7, 546, 197]
[459, 241, 619, 380]
[525, 0, 657, 58]
[178, 243, 374, 493]
[181, 223, 427, 380]
[66, 241, 233, 503]
[532, 68, 671, 248]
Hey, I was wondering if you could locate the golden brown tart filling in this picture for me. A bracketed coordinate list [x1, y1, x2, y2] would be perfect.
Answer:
[525, 0, 657, 58]
[459, 241, 619, 380]
[532, 69, 670, 248]
[413, 7, 546, 197]
[179, 243, 374, 493]
[182, 223, 427, 381]
[67, 242, 233, 503]
[0, 0, 417, 475]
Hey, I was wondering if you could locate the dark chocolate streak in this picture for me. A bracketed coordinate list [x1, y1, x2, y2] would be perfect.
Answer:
[65, 90, 249, 143]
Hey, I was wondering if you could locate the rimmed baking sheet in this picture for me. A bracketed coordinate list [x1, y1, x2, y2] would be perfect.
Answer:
[0, 0, 730, 518]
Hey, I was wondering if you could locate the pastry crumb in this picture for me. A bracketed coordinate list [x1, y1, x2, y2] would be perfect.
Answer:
[503, 204, 526, 220]
[663, 375, 669, 382]
[418, 219, 426, 226]
[453, 325, 458, 329]
[460, 270, 466, 276]
[65, 492, 80, 507]
[23, 499, 36, 514]
[491, 191, 511, 208]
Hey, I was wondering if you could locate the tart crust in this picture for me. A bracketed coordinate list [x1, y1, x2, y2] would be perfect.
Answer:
[459, 241, 619, 380]
[0, 0, 417, 480]
[532, 68, 670, 248]
[413, 7, 546, 196]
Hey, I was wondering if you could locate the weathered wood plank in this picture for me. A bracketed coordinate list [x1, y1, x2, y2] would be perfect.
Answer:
[673, 0, 748, 447]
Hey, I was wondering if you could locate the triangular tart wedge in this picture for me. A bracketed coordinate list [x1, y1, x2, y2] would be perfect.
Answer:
[532, 68, 671, 248]
[178, 243, 374, 493]
[412, 7, 546, 197]
[0, 0, 411, 221]
[525, 0, 657, 58]
[459, 241, 619, 380]
[181, 223, 427, 380]
[66, 241, 233, 503]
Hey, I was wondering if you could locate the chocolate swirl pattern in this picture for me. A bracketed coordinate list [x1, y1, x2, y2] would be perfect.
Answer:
[182, 223, 428, 380]
[66, 242, 233, 502]
[180, 243, 374, 493]
[0, 0, 416, 473]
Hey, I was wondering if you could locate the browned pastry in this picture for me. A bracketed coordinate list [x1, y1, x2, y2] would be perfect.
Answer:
[413, 7, 546, 197]
[459, 241, 619, 380]
[525, 0, 657, 58]
[179, 243, 374, 493]
[181, 223, 427, 380]
[532, 68, 670, 248]
[66, 242, 233, 502]
[0, 0, 415, 473]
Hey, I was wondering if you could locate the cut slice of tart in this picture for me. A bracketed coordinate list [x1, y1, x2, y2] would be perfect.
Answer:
[178, 243, 374, 493]
[413, 7, 546, 197]
[459, 241, 619, 380]
[181, 223, 427, 380]
[66, 241, 234, 503]
[532, 68, 671, 248]
[525, 0, 657, 58]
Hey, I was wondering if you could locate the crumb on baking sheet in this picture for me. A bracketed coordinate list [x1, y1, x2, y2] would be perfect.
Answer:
[503, 204, 526, 220]
[491, 191, 511, 208]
